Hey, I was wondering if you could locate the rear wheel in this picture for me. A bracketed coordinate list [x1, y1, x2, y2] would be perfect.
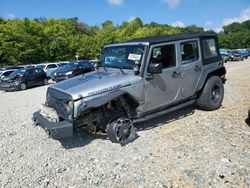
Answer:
[197, 76, 224, 111]
[43, 78, 48, 85]
[20, 83, 27, 90]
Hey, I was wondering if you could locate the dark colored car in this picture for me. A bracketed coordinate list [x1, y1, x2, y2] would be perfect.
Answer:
[52, 61, 94, 82]
[0, 68, 48, 91]
[230, 50, 244, 61]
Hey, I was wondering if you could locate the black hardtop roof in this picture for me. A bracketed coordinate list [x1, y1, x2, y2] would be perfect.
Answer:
[127, 32, 217, 45]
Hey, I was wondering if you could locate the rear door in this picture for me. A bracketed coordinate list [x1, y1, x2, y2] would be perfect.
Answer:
[26, 69, 36, 86]
[34, 68, 45, 85]
[178, 39, 202, 98]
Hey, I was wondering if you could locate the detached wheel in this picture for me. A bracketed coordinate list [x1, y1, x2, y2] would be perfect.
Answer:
[107, 117, 136, 146]
[43, 78, 48, 85]
[20, 83, 27, 90]
[197, 76, 224, 111]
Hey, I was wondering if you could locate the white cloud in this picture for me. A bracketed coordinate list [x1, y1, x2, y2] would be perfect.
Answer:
[107, 0, 124, 6]
[223, 7, 250, 26]
[162, 0, 181, 9]
[128, 16, 136, 22]
[5, 13, 16, 19]
[209, 7, 250, 33]
[171, 21, 185, 27]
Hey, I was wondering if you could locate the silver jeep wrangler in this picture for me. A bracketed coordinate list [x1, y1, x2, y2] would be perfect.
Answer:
[33, 32, 226, 145]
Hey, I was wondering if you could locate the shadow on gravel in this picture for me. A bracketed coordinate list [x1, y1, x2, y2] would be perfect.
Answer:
[245, 118, 250, 127]
[135, 104, 196, 131]
[59, 130, 107, 149]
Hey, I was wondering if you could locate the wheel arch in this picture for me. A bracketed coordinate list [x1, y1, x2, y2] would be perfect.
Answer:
[197, 66, 226, 96]
[77, 91, 140, 118]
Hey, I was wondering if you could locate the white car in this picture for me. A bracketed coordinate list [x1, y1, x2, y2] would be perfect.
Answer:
[36, 63, 60, 78]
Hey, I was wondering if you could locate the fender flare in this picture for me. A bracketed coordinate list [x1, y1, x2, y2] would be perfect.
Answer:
[196, 66, 226, 93]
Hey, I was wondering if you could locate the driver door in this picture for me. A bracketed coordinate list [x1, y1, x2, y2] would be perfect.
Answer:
[144, 43, 182, 114]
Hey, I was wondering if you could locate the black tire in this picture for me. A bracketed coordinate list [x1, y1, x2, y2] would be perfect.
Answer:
[107, 117, 136, 145]
[197, 76, 224, 111]
[43, 78, 48, 85]
[20, 83, 27, 90]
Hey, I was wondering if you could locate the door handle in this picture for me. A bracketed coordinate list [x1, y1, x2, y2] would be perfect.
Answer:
[194, 65, 202, 71]
[171, 71, 181, 78]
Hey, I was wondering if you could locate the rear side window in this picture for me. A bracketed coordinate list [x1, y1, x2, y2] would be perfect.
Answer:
[181, 41, 199, 64]
[202, 39, 218, 59]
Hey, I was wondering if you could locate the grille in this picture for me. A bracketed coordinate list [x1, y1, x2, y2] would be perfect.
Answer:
[47, 88, 72, 120]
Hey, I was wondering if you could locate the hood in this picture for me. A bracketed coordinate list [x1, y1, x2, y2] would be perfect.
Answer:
[50, 70, 141, 100]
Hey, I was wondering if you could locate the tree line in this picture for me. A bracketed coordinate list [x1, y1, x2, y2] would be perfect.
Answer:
[0, 17, 249, 66]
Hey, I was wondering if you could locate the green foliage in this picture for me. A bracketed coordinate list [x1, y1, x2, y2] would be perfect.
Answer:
[219, 21, 250, 49]
[0, 17, 249, 66]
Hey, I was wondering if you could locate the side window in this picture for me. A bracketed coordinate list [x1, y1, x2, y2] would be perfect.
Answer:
[202, 38, 218, 59]
[181, 41, 199, 64]
[35, 68, 43, 74]
[3, 71, 13, 76]
[26, 69, 35, 75]
[47, 64, 58, 69]
[151, 44, 176, 69]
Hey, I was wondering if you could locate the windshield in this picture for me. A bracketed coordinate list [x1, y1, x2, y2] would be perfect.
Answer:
[100, 45, 145, 70]
[9, 69, 26, 78]
[36, 65, 45, 69]
[57, 63, 77, 72]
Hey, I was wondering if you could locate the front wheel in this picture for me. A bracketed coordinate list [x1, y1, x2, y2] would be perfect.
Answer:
[107, 117, 137, 146]
[197, 76, 224, 111]
[20, 83, 27, 91]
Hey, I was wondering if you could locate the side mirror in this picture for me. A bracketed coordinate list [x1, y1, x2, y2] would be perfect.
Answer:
[148, 63, 163, 74]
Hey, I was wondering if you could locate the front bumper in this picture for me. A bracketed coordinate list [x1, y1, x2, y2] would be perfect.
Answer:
[0, 83, 19, 91]
[33, 111, 73, 139]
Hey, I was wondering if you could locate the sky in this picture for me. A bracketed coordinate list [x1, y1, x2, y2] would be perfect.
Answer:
[0, 0, 250, 32]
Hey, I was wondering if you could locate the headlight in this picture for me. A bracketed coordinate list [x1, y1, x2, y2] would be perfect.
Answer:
[14, 80, 20, 85]
[68, 100, 74, 110]
[65, 71, 73, 76]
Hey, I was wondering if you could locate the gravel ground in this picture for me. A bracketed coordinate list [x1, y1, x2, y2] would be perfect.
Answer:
[0, 59, 250, 187]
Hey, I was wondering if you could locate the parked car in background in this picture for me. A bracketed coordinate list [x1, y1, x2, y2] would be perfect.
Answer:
[0, 69, 16, 80]
[36, 63, 60, 78]
[0, 68, 48, 91]
[230, 50, 244, 61]
[51, 61, 94, 82]
[219, 49, 232, 62]
[237, 49, 249, 59]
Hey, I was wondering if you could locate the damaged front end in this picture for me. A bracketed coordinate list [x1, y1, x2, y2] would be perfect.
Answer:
[32, 88, 74, 139]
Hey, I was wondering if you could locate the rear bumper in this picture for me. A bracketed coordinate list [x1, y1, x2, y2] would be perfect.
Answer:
[33, 111, 73, 139]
